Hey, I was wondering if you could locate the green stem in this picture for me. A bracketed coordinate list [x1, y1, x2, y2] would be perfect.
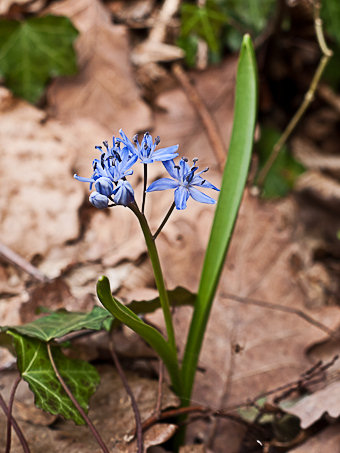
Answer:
[129, 202, 177, 353]
[153, 202, 176, 240]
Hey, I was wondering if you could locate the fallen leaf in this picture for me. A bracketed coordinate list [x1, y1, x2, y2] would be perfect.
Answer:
[46, 0, 151, 137]
[290, 424, 340, 453]
[283, 380, 340, 428]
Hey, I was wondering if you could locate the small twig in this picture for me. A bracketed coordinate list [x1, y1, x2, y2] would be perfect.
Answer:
[221, 291, 334, 336]
[0, 392, 31, 453]
[256, 0, 333, 187]
[46, 343, 110, 453]
[0, 241, 48, 282]
[6, 375, 21, 453]
[142, 163, 148, 214]
[108, 334, 143, 453]
[154, 360, 164, 418]
[153, 202, 176, 240]
[148, 0, 181, 43]
[172, 63, 226, 171]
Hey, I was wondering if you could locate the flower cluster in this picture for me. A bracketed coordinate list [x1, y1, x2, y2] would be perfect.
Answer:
[74, 129, 219, 210]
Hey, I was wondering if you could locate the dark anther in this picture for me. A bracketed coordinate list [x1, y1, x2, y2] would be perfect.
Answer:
[193, 158, 198, 163]
[183, 157, 188, 162]
[133, 134, 138, 143]
[95, 146, 102, 151]
[103, 141, 109, 150]
[144, 131, 150, 136]
[201, 180, 206, 185]
[144, 142, 148, 150]
[101, 153, 105, 169]
[154, 136, 160, 145]
[93, 162, 97, 170]
[174, 165, 180, 170]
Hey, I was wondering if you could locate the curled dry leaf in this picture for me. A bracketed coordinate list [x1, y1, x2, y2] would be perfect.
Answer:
[46, 0, 151, 137]
[290, 424, 340, 453]
[283, 380, 340, 429]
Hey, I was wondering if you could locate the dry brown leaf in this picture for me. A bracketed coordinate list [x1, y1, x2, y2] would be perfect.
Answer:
[284, 380, 340, 428]
[46, 0, 151, 137]
[290, 424, 340, 453]
[0, 99, 83, 261]
[0, 0, 44, 15]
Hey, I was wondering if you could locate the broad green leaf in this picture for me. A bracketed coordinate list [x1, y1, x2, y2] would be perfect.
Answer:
[0, 15, 78, 103]
[3, 306, 112, 342]
[97, 276, 182, 394]
[182, 35, 258, 401]
[8, 332, 99, 425]
[256, 126, 305, 198]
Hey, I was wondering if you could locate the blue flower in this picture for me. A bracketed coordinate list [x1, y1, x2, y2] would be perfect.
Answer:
[89, 192, 109, 209]
[117, 129, 179, 164]
[146, 158, 219, 210]
[113, 180, 135, 206]
[74, 135, 136, 207]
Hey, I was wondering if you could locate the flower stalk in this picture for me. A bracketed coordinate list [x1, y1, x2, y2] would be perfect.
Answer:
[129, 202, 177, 354]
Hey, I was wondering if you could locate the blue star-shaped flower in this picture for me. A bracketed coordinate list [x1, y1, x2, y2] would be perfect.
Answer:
[117, 129, 179, 164]
[146, 158, 219, 210]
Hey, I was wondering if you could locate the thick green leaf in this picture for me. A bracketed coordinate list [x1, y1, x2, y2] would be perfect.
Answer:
[181, 35, 258, 401]
[0, 15, 78, 103]
[256, 126, 305, 198]
[3, 306, 112, 342]
[8, 332, 99, 425]
[97, 276, 182, 394]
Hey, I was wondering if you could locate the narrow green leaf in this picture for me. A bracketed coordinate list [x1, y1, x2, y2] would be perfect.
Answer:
[8, 332, 99, 425]
[3, 306, 112, 342]
[181, 35, 258, 401]
[0, 15, 78, 103]
[97, 276, 182, 394]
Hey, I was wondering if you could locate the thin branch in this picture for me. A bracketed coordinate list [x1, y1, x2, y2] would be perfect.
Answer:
[46, 343, 110, 453]
[0, 241, 48, 282]
[172, 63, 226, 171]
[0, 392, 31, 453]
[6, 375, 21, 453]
[153, 202, 176, 240]
[108, 334, 143, 453]
[256, 0, 333, 187]
[221, 292, 334, 336]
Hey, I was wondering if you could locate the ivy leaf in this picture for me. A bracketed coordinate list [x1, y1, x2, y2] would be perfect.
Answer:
[256, 126, 305, 199]
[0, 15, 78, 103]
[2, 306, 112, 342]
[7, 332, 99, 425]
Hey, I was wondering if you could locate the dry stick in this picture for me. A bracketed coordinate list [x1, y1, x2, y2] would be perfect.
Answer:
[0, 241, 48, 282]
[6, 375, 21, 453]
[221, 291, 334, 336]
[46, 343, 110, 453]
[172, 63, 226, 171]
[154, 360, 164, 418]
[0, 393, 31, 453]
[256, 0, 333, 187]
[108, 334, 143, 453]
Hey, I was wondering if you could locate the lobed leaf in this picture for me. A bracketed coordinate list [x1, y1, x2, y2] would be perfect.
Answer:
[3, 306, 112, 342]
[8, 332, 99, 425]
[0, 15, 78, 103]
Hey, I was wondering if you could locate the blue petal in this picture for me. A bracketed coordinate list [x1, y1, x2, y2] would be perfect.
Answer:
[94, 177, 114, 197]
[89, 192, 109, 209]
[113, 180, 135, 206]
[188, 186, 216, 204]
[152, 145, 179, 162]
[163, 160, 179, 180]
[74, 174, 94, 183]
[191, 176, 219, 191]
[147, 178, 179, 192]
[174, 186, 189, 210]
